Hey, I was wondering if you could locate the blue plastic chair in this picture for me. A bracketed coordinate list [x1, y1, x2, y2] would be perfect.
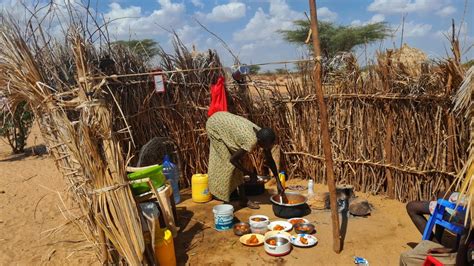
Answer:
[422, 199, 466, 247]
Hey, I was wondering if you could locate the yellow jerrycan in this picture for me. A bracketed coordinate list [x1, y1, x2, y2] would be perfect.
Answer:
[154, 228, 176, 266]
[192, 174, 212, 203]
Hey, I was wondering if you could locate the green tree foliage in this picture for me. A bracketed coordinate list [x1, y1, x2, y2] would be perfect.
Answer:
[463, 59, 474, 69]
[112, 39, 160, 58]
[275, 68, 287, 74]
[249, 65, 261, 74]
[0, 101, 34, 154]
[279, 20, 390, 58]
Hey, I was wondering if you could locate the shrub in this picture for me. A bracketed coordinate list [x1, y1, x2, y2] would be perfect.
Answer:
[0, 100, 34, 154]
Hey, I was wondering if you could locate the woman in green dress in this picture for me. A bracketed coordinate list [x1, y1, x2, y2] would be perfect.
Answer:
[206, 111, 284, 209]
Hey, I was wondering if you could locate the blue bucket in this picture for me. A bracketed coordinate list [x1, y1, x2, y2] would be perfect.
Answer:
[212, 204, 234, 231]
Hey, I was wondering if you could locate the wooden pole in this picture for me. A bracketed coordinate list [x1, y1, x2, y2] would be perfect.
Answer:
[381, 51, 395, 198]
[383, 107, 395, 198]
[308, 0, 342, 253]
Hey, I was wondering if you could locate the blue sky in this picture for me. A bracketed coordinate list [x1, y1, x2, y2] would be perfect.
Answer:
[97, 0, 473, 68]
[2, 0, 473, 68]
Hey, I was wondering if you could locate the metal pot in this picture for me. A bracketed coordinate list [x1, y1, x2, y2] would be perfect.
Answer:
[270, 192, 311, 219]
[264, 236, 291, 256]
[243, 175, 270, 196]
[243, 182, 265, 196]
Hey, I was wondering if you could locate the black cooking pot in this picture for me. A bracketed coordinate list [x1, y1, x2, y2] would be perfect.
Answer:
[244, 182, 265, 196]
[270, 192, 311, 218]
[243, 175, 270, 196]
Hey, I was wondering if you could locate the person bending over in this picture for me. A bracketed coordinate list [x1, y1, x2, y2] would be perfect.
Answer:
[206, 111, 284, 209]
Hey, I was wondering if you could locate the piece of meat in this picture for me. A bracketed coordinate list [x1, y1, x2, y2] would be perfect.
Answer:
[300, 237, 308, 245]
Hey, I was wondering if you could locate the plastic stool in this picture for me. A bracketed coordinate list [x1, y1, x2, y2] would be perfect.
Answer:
[422, 199, 465, 248]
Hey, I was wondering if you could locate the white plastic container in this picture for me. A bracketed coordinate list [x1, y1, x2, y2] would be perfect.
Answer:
[249, 215, 270, 234]
[249, 215, 270, 227]
[308, 179, 314, 196]
[213, 204, 234, 231]
[251, 223, 269, 234]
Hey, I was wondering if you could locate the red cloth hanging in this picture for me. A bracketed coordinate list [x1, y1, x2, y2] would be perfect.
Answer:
[208, 76, 228, 117]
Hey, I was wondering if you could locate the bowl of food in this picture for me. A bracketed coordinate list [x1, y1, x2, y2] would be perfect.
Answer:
[267, 221, 293, 232]
[239, 233, 264, 246]
[250, 223, 269, 235]
[233, 222, 251, 236]
[264, 231, 292, 239]
[264, 235, 292, 256]
[270, 192, 310, 218]
[249, 215, 270, 227]
[287, 218, 310, 226]
[294, 223, 315, 234]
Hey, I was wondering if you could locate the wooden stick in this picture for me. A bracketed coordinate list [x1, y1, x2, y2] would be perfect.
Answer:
[276, 93, 451, 102]
[445, 73, 455, 172]
[308, 0, 341, 253]
[284, 151, 456, 177]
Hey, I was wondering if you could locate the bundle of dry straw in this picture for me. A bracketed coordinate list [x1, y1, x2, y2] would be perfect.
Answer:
[454, 65, 474, 227]
[0, 16, 144, 264]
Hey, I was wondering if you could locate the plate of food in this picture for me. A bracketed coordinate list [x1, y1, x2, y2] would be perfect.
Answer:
[267, 221, 293, 232]
[287, 218, 309, 226]
[294, 223, 315, 234]
[290, 234, 318, 248]
[239, 234, 264, 247]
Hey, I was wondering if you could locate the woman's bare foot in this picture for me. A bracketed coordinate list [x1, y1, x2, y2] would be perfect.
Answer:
[241, 199, 260, 209]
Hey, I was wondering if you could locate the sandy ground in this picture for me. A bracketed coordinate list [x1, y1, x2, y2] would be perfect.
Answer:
[1, 125, 422, 265]
[0, 125, 99, 265]
[175, 183, 421, 266]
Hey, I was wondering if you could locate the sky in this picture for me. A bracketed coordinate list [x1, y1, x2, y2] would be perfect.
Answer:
[1, 0, 473, 69]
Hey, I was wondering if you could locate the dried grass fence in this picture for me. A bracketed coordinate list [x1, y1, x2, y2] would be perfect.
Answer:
[270, 53, 468, 202]
[115, 47, 468, 203]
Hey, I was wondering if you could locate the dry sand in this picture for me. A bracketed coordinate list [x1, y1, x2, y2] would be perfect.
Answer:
[1, 125, 421, 265]
[0, 126, 99, 265]
[175, 182, 421, 266]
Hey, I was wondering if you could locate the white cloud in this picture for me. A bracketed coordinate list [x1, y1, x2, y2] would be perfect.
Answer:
[368, 0, 444, 14]
[435, 22, 473, 42]
[351, 14, 385, 26]
[317, 7, 338, 22]
[190, 0, 204, 8]
[175, 24, 202, 46]
[403, 21, 432, 37]
[369, 14, 386, 23]
[206, 2, 246, 22]
[351, 20, 362, 26]
[104, 0, 186, 39]
[233, 0, 303, 43]
[436, 5, 456, 17]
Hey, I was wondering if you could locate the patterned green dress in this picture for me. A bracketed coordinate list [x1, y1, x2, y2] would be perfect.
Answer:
[206, 112, 260, 201]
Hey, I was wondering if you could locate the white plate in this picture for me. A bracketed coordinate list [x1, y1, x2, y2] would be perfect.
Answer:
[287, 218, 309, 226]
[290, 234, 318, 247]
[267, 221, 293, 232]
[239, 234, 264, 246]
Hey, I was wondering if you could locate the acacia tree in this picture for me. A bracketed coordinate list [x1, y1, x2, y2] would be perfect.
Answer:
[279, 20, 390, 58]
[112, 39, 159, 59]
